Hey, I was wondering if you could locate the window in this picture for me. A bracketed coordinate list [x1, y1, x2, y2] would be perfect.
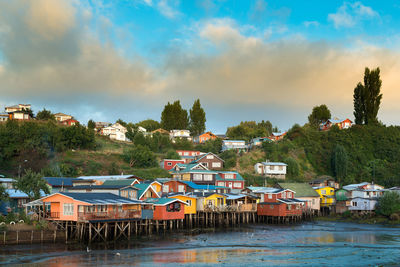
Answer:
[279, 166, 283, 171]
[312, 199, 315, 204]
[193, 174, 202, 181]
[206, 155, 214, 159]
[204, 174, 213, 181]
[287, 205, 292, 210]
[234, 182, 241, 188]
[224, 174, 234, 179]
[287, 192, 292, 198]
[98, 205, 107, 212]
[167, 162, 172, 166]
[184, 152, 189, 156]
[270, 166, 275, 170]
[78, 205, 84, 212]
[218, 182, 225, 186]
[268, 194, 272, 199]
[166, 202, 181, 212]
[352, 201, 357, 207]
[186, 200, 192, 206]
[321, 190, 326, 195]
[163, 185, 169, 192]
[282, 192, 286, 198]
[178, 185, 185, 192]
[212, 162, 221, 168]
[63, 203, 74, 216]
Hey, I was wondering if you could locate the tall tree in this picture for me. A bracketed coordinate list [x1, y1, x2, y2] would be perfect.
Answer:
[331, 144, 348, 182]
[308, 105, 331, 126]
[15, 169, 50, 200]
[87, 119, 96, 130]
[189, 99, 206, 136]
[161, 101, 188, 130]
[136, 119, 160, 132]
[363, 67, 383, 124]
[36, 108, 55, 121]
[353, 82, 365, 125]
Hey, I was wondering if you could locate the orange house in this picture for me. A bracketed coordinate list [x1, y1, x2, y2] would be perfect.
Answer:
[145, 198, 187, 220]
[39, 192, 143, 222]
[194, 132, 217, 144]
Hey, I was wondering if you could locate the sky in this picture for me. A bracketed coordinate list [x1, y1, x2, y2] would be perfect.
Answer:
[1, 0, 400, 133]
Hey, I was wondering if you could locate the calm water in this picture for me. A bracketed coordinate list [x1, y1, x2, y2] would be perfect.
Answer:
[1, 221, 400, 266]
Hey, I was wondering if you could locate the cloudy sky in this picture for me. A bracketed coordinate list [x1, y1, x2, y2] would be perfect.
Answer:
[0, 0, 399, 133]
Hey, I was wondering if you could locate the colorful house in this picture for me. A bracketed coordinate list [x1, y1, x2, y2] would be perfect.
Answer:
[319, 118, 353, 131]
[278, 183, 320, 213]
[188, 192, 227, 211]
[257, 188, 304, 217]
[225, 194, 258, 211]
[313, 186, 335, 211]
[215, 171, 245, 192]
[168, 193, 197, 215]
[191, 152, 224, 170]
[160, 159, 186, 170]
[268, 132, 287, 141]
[335, 188, 351, 214]
[145, 198, 187, 220]
[61, 119, 79, 126]
[38, 192, 143, 222]
[176, 150, 202, 164]
[193, 132, 217, 144]
[221, 140, 248, 152]
[342, 182, 385, 213]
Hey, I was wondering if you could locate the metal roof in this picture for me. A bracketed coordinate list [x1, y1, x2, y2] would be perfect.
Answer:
[55, 192, 142, 205]
[44, 177, 81, 187]
[102, 179, 138, 186]
[77, 175, 140, 180]
[6, 189, 47, 198]
[260, 162, 287, 166]
[68, 185, 138, 190]
[144, 197, 187, 206]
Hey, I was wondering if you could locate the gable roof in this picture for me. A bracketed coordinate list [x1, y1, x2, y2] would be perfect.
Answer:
[45, 192, 142, 205]
[216, 171, 245, 181]
[134, 183, 160, 199]
[278, 183, 320, 197]
[192, 152, 225, 163]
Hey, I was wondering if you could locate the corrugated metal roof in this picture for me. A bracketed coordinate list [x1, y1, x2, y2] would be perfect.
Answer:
[261, 162, 287, 166]
[102, 179, 137, 186]
[57, 192, 142, 204]
[44, 177, 80, 187]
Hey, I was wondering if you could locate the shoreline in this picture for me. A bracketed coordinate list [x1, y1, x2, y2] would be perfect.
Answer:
[315, 215, 400, 226]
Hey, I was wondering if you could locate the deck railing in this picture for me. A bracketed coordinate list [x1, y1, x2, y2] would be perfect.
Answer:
[49, 212, 60, 219]
[78, 210, 141, 221]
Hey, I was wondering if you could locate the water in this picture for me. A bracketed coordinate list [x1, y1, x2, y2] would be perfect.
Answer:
[1, 221, 400, 266]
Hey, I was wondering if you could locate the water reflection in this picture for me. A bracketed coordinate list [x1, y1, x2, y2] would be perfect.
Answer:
[1, 222, 400, 266]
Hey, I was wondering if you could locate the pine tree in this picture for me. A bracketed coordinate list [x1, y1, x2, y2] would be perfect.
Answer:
[331, 144, 348, 182]
[189, 99, 206, 136]
[161, 101, 188, 130]
[363, 67, 382, 124]
[353, 82, 364, 125]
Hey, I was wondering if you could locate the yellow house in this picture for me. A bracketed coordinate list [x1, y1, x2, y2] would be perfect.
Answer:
[169, 194, 197, 214]
[148, 181, 163, 194]
[314, 186, 335, 207]
[191, 192, 226, 211]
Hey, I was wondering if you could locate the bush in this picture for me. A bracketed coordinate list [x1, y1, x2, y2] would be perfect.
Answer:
[342, 210, 351, 218]
[389, 213, 400, 221]
[123, 145, 157, 168]
[376, 191, 400, 217]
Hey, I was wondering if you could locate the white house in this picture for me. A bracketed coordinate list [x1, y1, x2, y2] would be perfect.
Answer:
[101, 123, 131, 142]
[254, 161, 287, 179]
[5, 104, 31, 113]
[54, 113, 73, 122]
[221, 140, 248, 152]
[343, 182, 385, 212]
[170, 130, 192, 141]
[0, 113, 9, 122]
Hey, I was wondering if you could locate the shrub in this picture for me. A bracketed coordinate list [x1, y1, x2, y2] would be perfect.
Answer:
[376, 191, 400, 217]
[389, 213, 400, 221]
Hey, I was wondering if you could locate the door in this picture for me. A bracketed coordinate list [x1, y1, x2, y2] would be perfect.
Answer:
[228, 182, 233, 188]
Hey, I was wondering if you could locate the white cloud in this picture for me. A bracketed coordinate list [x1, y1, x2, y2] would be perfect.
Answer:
[303, 21, 320, 27]
[328, 1, 379, 28]
[157, 0, 181, 19]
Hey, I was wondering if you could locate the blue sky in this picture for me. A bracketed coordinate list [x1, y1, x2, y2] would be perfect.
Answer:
[0, 0, 400, 133]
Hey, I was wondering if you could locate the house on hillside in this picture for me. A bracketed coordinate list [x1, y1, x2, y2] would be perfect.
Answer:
[101, 123, 130, 142]
[0, 113, 9, 122]
[191, 152, 224, 170]
[221, 140, 248, 152]
[193, 132, 217, 144]
[254, 161, 287, 179]
[0, 178, 15, 189]
[249, 137, 272, 149]
[61, 119, 78, 126]
[54, 113, 73, 122]
[160, 159, 186, 170]
[268, 132, 287, 141]
[176, 150, 203, 163]
[94, 122, 111, 133]
[5, 104, 32, 120]
[278, 183, 320, 214]
[215, 171, 245, 192]
[320, 118, 353, 131]
[170, 130, 192, 142]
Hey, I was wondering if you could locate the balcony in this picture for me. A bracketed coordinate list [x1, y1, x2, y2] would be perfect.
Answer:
[78, 210, 141, 221]
[48, 212, 60, 219]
